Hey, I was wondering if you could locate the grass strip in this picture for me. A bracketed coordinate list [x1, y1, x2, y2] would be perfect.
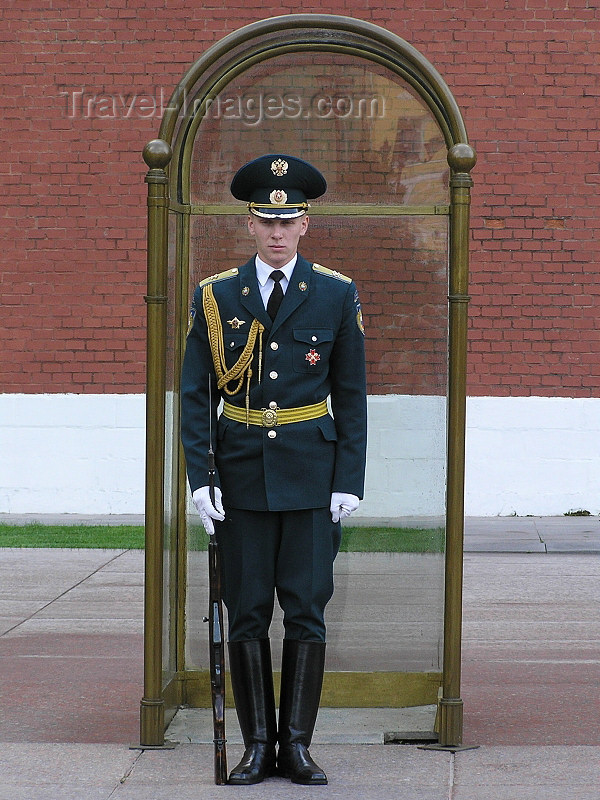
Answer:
[0, 524, 145, 549]
[0, 524, 445, 553]
[341, 526, 445, 553]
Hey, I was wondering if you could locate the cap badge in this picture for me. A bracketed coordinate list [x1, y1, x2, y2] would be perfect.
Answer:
[305, 348, 321, 366]
[269, 189, 288, 205]
[227, 317, 246, 329]
[271, 158, 288, 177]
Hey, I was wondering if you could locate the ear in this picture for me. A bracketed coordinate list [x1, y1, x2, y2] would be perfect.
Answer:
[300, 215, 309, 236]
[247, 215, 255, 235]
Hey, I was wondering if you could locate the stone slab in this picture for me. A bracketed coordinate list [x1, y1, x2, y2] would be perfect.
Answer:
[462, 553, 600, 747]
[0, 632, 142, 743]
[0, 743, 598, 800]
[464, 516, 600, 553]
[165, 705, 438, 745]
[116, 743, 452, 800]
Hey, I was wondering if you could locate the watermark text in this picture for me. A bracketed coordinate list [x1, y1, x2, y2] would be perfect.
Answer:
[58, 87, 386, 124]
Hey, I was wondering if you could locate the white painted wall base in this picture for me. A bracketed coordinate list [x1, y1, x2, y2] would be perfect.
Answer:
[0, 394, 146, 514]
[362, 394, 446, 519]
[465, 396, 600, 517]
[1, 394, 599, 517]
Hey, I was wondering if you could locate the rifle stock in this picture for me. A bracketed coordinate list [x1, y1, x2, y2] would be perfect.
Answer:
[208, 532, 227, 784]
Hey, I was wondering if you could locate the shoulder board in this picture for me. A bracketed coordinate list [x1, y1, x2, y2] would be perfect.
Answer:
[199, 267, 239, 288]
[312, 263, 352, 283]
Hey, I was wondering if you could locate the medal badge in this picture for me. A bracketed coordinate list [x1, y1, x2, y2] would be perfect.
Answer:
[305, 349, 321, 366]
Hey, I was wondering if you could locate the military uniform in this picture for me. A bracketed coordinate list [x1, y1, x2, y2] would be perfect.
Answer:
[180, 155, 367, 786]
[182, 255, 366, 509]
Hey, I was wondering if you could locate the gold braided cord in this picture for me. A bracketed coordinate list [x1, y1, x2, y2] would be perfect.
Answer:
[202, 283, 264, 396]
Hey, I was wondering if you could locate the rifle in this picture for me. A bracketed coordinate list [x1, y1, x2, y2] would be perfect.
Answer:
[207, 375, 227, 784]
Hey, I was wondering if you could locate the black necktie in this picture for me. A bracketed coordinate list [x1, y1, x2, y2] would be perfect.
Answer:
[267, 270, 285, 321]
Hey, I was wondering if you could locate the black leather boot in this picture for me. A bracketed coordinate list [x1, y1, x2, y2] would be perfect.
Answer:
[277, 639, 328, 785]
[227, 638, 277, 785]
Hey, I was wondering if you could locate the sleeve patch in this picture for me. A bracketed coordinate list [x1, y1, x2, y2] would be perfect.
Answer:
[187, 304, 196, 335]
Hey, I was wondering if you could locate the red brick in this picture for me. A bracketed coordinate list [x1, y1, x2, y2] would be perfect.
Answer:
[1, 1, 599, 397]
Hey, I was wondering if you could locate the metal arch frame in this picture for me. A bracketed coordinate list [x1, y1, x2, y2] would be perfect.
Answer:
[158, 15, 468, 146]
[141, 13, 476, 748]
[158, 15, 468, 206]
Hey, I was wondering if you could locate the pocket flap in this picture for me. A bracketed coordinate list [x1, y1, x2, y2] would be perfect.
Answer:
[317, 416, 337, 442]
[293, 328, 334, 345]
[224, 333, 248, 351]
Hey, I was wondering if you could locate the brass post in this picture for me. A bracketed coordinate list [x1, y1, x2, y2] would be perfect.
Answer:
[140, 139, 172, 747]
[439, 143, 476, 747]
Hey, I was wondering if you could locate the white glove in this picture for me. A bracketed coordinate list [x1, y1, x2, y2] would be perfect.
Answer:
[330, 492, 360, 523]
[192, 486, 225, 536]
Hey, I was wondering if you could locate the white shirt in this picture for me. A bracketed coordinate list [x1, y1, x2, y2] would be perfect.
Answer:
[255, 254, 297, 309]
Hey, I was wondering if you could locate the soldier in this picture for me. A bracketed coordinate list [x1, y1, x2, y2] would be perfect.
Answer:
[181, 154, 367, 786]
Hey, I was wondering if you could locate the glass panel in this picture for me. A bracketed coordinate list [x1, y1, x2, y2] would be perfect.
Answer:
[189, 53, 448, 207]
[184, 515, 213, 671]
[308, 215, 448, 396]
[162, 211, 179, 687]
[183, 51, 447, 681]
[186, 214, 448, 398]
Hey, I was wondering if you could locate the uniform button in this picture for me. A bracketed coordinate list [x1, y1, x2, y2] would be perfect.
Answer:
[270, 341, 279, 350]
[269, 401, 277, 409]
[311, 335, 317, 342]
[267, 430, 277, 439]
[269, 371, 278, 380]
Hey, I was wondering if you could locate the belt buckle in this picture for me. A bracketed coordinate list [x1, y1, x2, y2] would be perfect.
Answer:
[261, 406, 279, 427]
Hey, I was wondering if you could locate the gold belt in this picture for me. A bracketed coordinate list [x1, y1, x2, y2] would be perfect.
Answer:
[222, 400, 328, 428]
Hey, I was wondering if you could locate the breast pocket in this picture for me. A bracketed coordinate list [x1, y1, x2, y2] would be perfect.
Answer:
[293, 328, 334, 373]
[224, 333, 248, 369]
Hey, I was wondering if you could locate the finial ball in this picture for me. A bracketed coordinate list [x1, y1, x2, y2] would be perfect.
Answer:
[143, 139, 172, 169]
[447, 143, 477, 173]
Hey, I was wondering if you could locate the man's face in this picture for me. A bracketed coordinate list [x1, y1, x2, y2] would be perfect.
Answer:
[247, 214, 309, 268]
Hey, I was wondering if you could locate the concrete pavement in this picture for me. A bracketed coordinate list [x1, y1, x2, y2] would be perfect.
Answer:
[0, 516, 599, 798]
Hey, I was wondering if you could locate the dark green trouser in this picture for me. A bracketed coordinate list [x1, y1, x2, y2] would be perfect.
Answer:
[216, 507, 341, 641]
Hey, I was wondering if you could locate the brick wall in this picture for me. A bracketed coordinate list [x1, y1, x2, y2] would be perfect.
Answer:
[1, 1, 599, 397]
